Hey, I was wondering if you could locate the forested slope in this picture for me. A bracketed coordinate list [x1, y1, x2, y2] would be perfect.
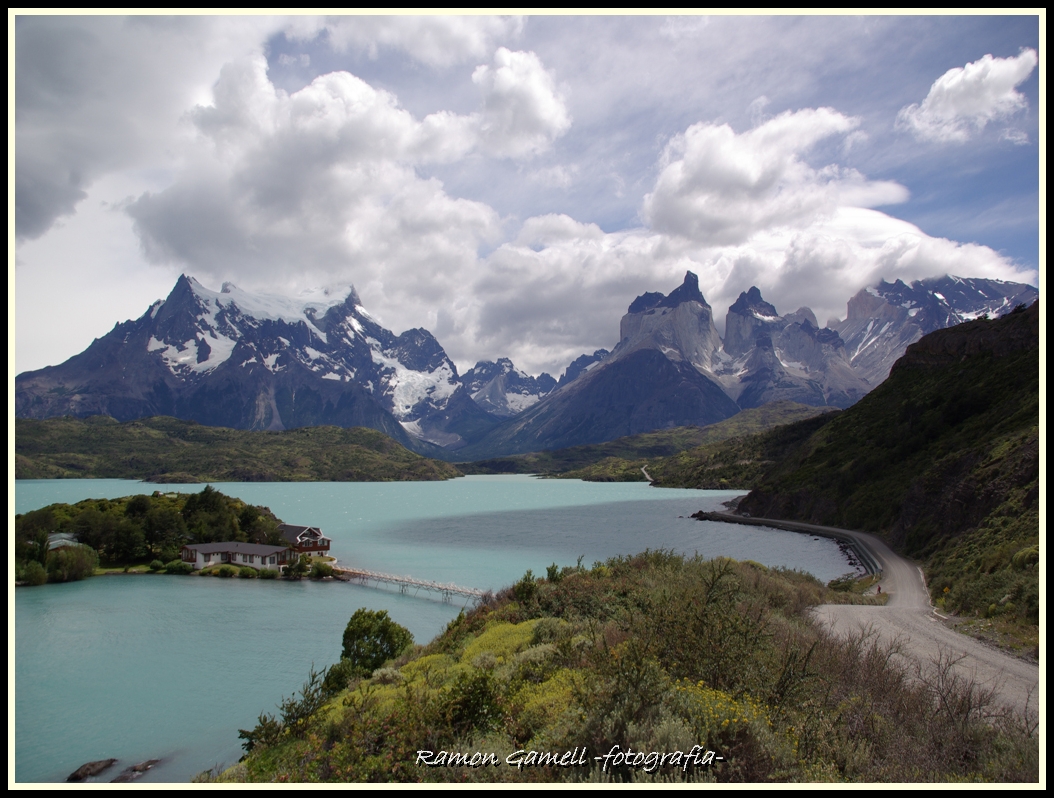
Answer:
[738, 303, 1039, 623]
[16, 416, 462, 482]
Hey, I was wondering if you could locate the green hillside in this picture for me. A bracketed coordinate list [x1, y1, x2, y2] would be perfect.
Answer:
[461, 402, 830, 481]
[217, 552, 1035, 783]
[738, 303, 1039, 627]
[646, 412, 839, 490]
[15, 416, 463, 483]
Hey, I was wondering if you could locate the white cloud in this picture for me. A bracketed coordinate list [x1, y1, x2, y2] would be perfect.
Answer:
[528, 164, 578, 189]
[473, 47, 572, 158]
[466, 200, 1032, 376]
[704, 207, 1033, 329]
[1000, 128, 1030, 146]
[15, 18, 1039, 379]
[277, 52, 310, 67]
[447, 93, 1032, 374]
[123, 45, 572, 276]
[15, 16, 285, 241]
[13, 17, 532, 244]
[658, 15, 711, 40]
[128, 57, 499, 304]
[289, 15, 523, 68]
[642, 109, 908, 246]
[190, 58, 477, 165]
[461, 220, 669, 374]
[896, 49, 1038, 143]
[516, 213, 606, 247]
[842, 129, 869, 154]
[747, 95, 770, 126]
[122, 81, 1032, 378]
[78, 44, 568, 376]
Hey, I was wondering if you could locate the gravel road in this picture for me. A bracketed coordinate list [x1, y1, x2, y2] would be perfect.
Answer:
[708, 512, 1040, 722]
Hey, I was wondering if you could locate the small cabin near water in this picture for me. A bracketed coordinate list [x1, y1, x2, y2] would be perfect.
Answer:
[181, 542, 292, 570]
[278, 524, 331, 555]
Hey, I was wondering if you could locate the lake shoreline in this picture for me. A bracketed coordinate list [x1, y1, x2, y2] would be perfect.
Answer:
[16, 478, 859, 783]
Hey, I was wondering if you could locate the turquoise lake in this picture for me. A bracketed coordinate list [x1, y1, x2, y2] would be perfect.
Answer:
[14, 477, 859, 783]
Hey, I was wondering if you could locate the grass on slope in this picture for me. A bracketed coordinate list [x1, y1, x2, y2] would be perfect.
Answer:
[646, 412, 839, 490]
[15, 415, 463, 482]
[738, 306, 1039, 629]
[460, 402, 830, 481]
[221, 552, 1036, 783]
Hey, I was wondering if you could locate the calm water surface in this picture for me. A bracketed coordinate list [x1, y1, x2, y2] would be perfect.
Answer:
[15, 477, 858, 783]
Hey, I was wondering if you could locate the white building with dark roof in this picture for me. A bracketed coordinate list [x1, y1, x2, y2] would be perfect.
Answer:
[180, 542, 292, 570]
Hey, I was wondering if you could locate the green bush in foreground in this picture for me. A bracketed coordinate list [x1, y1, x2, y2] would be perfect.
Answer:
[20, 560, 48, 586]
[309, 562, 334, 580]
[232, 552, 1037, 783]
[341, 608, 414, 678]
[239, 567, 257, 579]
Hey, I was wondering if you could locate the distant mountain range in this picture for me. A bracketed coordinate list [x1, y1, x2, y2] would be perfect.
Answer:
[15, 271, 1036, 458]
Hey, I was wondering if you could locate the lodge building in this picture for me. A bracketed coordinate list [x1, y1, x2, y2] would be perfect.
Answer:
[278, 524, 331, 555]
[180, 542, 293, 570]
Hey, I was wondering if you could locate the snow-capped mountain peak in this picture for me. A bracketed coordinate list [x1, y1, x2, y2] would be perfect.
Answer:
[15, 271, 1038, 458]
[461, 358, 557, 418]
[830, 274, 1037, 385]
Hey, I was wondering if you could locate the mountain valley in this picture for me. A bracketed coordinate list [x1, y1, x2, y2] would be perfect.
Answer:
[16, 272, 1036, 459]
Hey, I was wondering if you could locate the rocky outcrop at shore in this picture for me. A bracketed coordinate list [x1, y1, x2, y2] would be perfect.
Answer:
[111, 759, 161, 782]
[67, 758, 117, 781]
[66, 757, 162, 782]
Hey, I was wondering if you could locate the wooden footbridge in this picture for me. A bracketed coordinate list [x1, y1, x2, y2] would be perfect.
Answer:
[332, 565, 486, 603]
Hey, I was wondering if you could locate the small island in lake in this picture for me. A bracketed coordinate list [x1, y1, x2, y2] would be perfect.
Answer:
[14, 485, 334, 585]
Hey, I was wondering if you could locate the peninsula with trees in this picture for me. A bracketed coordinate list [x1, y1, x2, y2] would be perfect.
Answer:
[14, 486, 327, 585]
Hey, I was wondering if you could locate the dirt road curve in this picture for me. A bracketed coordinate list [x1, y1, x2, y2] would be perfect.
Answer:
[708, 513, 1040, 720]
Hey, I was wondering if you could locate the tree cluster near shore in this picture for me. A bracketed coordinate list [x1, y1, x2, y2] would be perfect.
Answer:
[221, 552, 1037, 783]
[14, 487, 283, 583]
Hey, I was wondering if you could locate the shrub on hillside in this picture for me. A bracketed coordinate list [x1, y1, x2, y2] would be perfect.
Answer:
[341, 608, 414, 678]
[235, 552, 1039, 783]
[321, 657, 361, 696]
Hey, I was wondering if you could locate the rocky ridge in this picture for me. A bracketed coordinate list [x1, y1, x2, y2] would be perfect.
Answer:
[15, 272, 1037, 458]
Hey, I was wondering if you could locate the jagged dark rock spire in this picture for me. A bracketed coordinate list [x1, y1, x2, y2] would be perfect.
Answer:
[628, 271, 707, 313]
[729, 286, 778, 317]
